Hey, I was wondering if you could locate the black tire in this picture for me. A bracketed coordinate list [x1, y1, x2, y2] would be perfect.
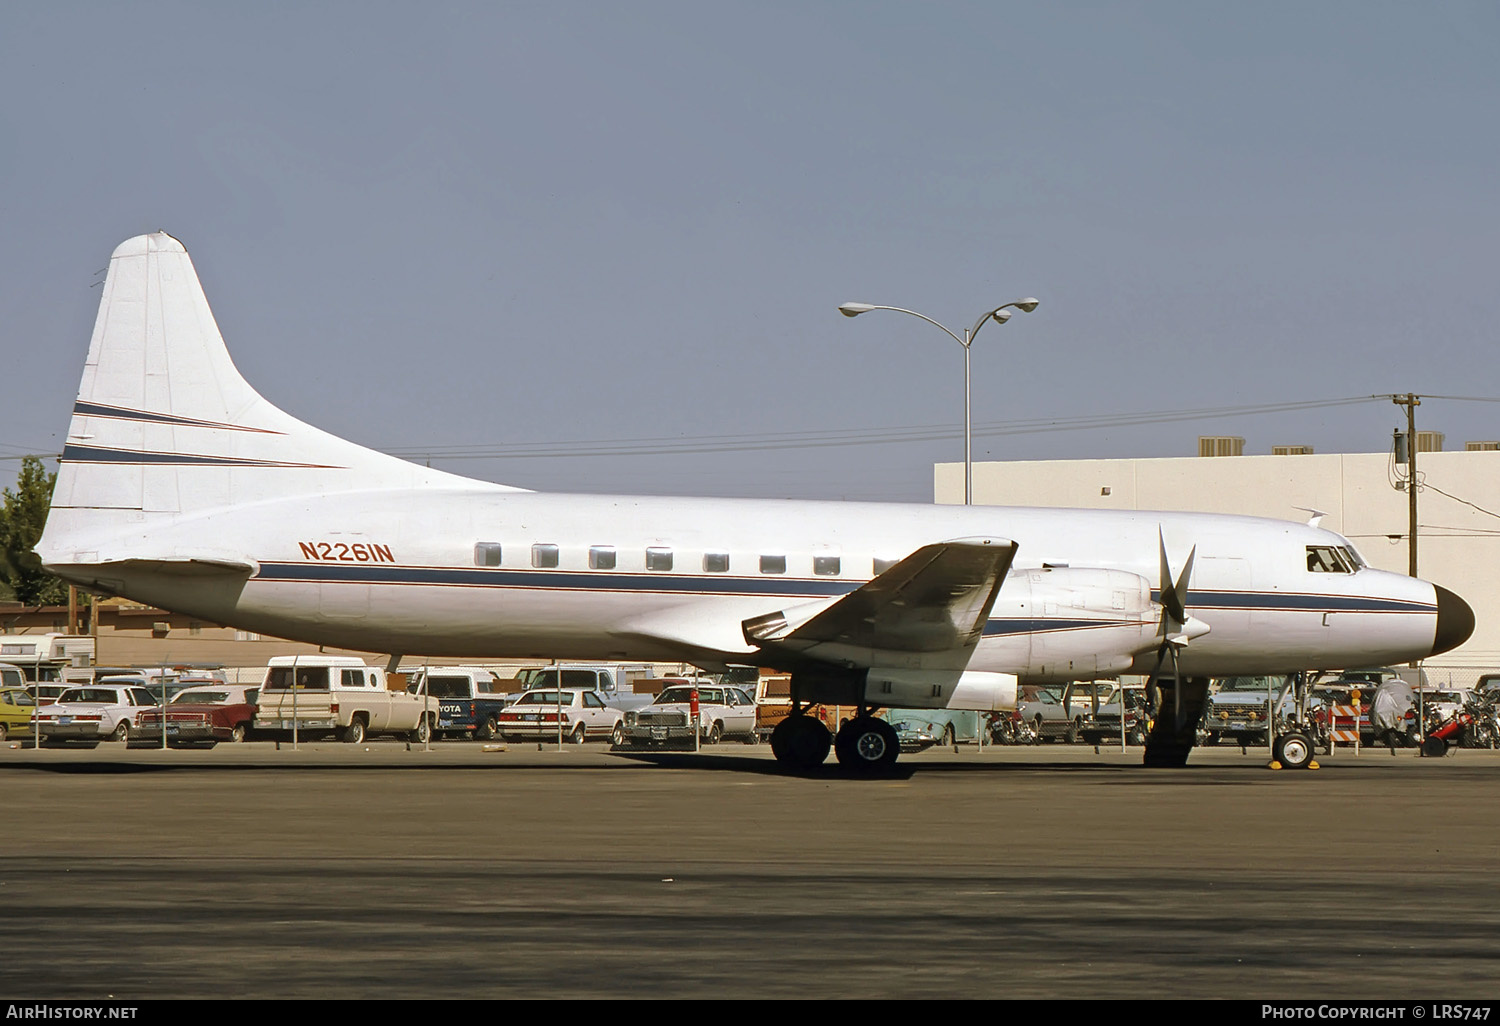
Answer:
[704, 722, 722, 745]
[111, 720, 131, 743]
[568, 723, 586, 745]
[1273, 732, 1315, 769]
[479, 715, 499, 741]
[942, 724, 956, 748]
[230, 723, 248, 743]
[770, 715, 831, 770]
[1064, 718, 1080, 744]
[1421, 735, 1448, 758]
[410, 715, 432, 744]
[610, 723, 624, 747]
[834, 716, 900, 774]
[342, 718, 367, 744]
[0, 722, 7, 742]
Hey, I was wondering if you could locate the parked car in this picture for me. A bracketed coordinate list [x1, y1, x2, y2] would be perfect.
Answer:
[879, 707, 984, 747]
[1016, 686, 1077, 742]
[620, 683, 759, 747]
[1202, 675, 1291, 746]
[131, 683, 260, 748]
[502, 664, 659, 713]
[494, 688, 625, 744]
[32, 684, 159, 746]
[406, 666, 510, 740]
[254, 656, 437, 743]
[1078, 682, 1151, 746]
[1473, 674, 1500, 700]
[884, 713, 943, 753]
[0, 685, 37, 741]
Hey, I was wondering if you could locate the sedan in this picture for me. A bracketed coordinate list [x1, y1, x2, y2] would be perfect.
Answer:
[132, 684, 260, 748]
[32, 685, 159, 745]
[495, 689, 624, 744]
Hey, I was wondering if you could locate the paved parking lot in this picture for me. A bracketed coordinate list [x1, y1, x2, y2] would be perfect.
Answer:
[2, 742, 1497, 999]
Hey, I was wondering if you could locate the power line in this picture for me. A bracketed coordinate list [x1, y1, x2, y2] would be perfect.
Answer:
[386, 395, 1385, 461]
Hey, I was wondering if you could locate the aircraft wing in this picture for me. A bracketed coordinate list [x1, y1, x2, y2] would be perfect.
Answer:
[743, 537, 1017, 670]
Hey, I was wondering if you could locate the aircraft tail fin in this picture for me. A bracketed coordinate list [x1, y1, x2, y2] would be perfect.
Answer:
[41, 233, 520, 564]
[52, 232, 518, 508]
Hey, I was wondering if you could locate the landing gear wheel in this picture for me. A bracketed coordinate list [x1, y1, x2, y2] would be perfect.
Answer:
[770, 715, 831, 771]
[834, 716, 900, 774]
[1273, 732, 1314, 769]
[1421, 735, 1448, 758]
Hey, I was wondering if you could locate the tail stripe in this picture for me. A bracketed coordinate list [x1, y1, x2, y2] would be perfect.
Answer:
[72, 401, 284, 435]
[60, 444, 342, 469]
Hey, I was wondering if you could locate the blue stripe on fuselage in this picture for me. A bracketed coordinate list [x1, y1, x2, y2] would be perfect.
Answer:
[255, 562, 1435, 617]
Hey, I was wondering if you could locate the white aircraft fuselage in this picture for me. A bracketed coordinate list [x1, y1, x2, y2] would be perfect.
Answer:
[34, 234, 1473, 770]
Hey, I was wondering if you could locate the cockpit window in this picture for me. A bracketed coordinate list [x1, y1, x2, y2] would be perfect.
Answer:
[1307, 545, 1356, 573]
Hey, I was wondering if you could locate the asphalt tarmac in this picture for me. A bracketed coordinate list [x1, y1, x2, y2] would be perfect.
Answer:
[1, 740, 1496, 1000]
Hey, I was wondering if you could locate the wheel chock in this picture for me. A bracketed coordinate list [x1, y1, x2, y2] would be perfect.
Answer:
[1307, 760, 1321, 770]
[1267, 760, 1283, 770]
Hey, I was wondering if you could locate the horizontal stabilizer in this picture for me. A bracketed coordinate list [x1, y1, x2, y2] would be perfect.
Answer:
[63, 556, 258, 578]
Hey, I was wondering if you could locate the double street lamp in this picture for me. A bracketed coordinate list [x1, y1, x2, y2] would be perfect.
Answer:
[838, 298, 1040, 504]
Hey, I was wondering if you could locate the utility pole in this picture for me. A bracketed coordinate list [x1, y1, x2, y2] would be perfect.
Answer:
[1391, 393, 1420, 578]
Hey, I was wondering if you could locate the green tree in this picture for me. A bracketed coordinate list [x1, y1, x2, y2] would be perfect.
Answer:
[0, 456, 70, 606]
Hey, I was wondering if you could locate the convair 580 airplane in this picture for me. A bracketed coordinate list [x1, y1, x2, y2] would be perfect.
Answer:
[36, 234, 1473, 771]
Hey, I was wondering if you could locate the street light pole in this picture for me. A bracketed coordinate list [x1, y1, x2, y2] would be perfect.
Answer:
[839, 299, 1039, 504]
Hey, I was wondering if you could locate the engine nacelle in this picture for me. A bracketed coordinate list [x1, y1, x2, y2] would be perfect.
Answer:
[983, 566, 1159, 682]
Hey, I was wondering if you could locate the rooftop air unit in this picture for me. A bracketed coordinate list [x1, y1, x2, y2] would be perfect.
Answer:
[1198, 436, 1245, 457]
[1465, 441, 1500, 451]
[1272, 445, 1315, 456]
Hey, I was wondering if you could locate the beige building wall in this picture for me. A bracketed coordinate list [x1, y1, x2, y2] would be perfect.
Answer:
[936, 450, 1500, 668]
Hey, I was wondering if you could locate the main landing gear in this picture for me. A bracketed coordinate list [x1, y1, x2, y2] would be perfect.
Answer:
[770, 709, 901, 774]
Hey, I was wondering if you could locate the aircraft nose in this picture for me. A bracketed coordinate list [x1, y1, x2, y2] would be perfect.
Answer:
[1431, 585, 1475, 657]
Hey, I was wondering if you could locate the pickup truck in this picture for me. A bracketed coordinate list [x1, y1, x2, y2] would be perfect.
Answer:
[407, 666, 510, 740]
[504, 664, 660, 713]
[253, 656, 438, 743]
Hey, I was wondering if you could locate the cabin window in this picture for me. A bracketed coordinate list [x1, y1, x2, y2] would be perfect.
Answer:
[474, 542, 503, 567]
[873, 557, 898, 575]
[760, 554, 786, 574]
[1306, 545, 1354, 573]
[646, 547, 674, 571]
[813, 554, 841, 576]
[589, 546, 616, 570]
[703, 552, 730, 573]
[532, 543, 560, 569]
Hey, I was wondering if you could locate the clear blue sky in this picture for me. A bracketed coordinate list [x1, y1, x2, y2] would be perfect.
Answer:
[4, 2, 1498, 501]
